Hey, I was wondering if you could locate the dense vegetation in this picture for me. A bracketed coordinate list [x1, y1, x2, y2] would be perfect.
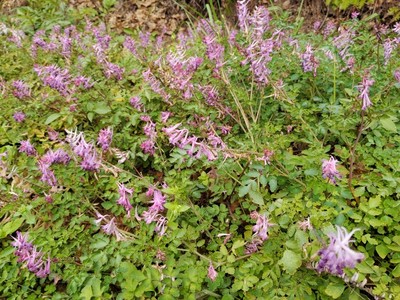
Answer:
[0, 0, 399, 299]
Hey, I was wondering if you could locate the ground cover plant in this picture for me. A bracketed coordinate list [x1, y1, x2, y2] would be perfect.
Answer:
[0, 0, 400, 299]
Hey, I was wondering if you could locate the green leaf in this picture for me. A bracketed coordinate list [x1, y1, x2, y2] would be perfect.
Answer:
[325, 283, 345, 299]
[238, 185, 250, 197]
[393, 264, 400, 277]
[380, 118, 397, 132]
[376, 244, 390, 259]
[368, 196, 381, 209]
[269, 178, 278, 192]
[248, 190, 264, 206]
[0, 218, 24, 238]
[93, 102, 111, 114]
[279, 249, 302, 274]
[44, 113, 61, 125]
[90, 235, 110, 249]
[80, 284, 93, 300]
[232, 239, 245, 255]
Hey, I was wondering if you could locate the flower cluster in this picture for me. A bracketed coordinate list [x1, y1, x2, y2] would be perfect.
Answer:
[19, 140, 37, 156]
[163, 123, 222, 161]
[140, 115, 157, 155]
[164, 50, 203, 99]
[38, 149, 71, 187]
[316, 226, 365, 276]
[116, 183, 134, 217]
[141, 187, 168, 236]
[301, 44, 319, 77]
[322, 156, 342, 184]
[142, 68, 171, 104]
[246, 211, 274, 254]
[13, 111, 26, 123]
[358, 70, 374, 111]
[12, 80, 31, 99]
[95, 213, 125, 241]
[11, 231, 51, 278]
[97, 127, 113, 151]
[66, 129, 100, 171]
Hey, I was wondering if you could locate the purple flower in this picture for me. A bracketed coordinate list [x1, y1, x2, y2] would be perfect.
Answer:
[256, 149, 274, 165]
[301, 44, 319, 76]
[245, 239, 262, 254]
[237, 0, 249, 33]
[322, 156, 341, 184]
[333, 27, 355, 61]
[19, 140, 37, 156]
[80, 150, 100, 171]
[250, 6, 270, 39]
[13, 111, 26, 122]
[154, 215, 167, 236]
[393, 22, 400, 35]
[394, 69, 400, 83]
[104, 62, 124, 80]
[66, 129, 100, 171]
[129, 96, 143, 111]
[124, 36, 139, 58]
[38, 161, 57, 186]
[101, 217, 125, 241]
[383, 39, 394, 65]
[252, 213, 274, 241]
[358, 71, 374, 111]
[12, 80, 31, 99]
[117, 183, 134, 217]
[207, 263, 218, 281]
[139, 31, 151, 47]
[34, 65, 71, 96]
[11, 231, 51, 278]
[41, 149, 70, 165]
[323, 21, 336, 37]
[97, 127, 113, 151]
[150, 190, 166, 212]
[142, 69, 171, 104]
[316, 226, 365, 276]
[161, 111, 171, 123]
[298, 217, 313, 231]
[140, 139, 156, 155]
[74, 76, 93, 89]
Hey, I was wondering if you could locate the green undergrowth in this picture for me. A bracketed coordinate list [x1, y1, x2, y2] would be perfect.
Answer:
[0, 0, 399, 299]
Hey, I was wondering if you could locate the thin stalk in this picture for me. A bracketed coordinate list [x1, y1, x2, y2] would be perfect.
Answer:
[348, 110, 365, 205]
[220, 69, 254, 143]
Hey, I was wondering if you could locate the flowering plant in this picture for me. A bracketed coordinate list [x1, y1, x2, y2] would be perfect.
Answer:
[0, 0, 399, 299]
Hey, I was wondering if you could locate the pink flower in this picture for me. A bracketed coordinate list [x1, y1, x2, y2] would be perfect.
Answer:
[161, 111, 171, 123]
[13, 111, 26, 122]
[11, 231, 51, 278]
[316, 226, 364, 276]
[207, 263, 218, 281]
[298, 217, 313, 231]
[150, 190, 166, 212]
[252, 213, 274, 241]
[129, 96, 143, 111]
[101, 217, 125, 241]
[256, 149, 274, 165]
[301, 44, 319, 77]
[358, 72, 374, 111]
[12, 80, 31, 99]
[97, 127, 113, 151]
[117, 183, 134, 217]
[322, 156, 342, 184]
[394, 69, 400, 83]
[19, 140, 37, 156]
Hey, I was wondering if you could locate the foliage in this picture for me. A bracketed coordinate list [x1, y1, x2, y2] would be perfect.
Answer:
[0, 0, 400, 299]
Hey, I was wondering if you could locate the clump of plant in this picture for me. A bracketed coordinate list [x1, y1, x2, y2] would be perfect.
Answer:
[0, 0, 399, 299]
